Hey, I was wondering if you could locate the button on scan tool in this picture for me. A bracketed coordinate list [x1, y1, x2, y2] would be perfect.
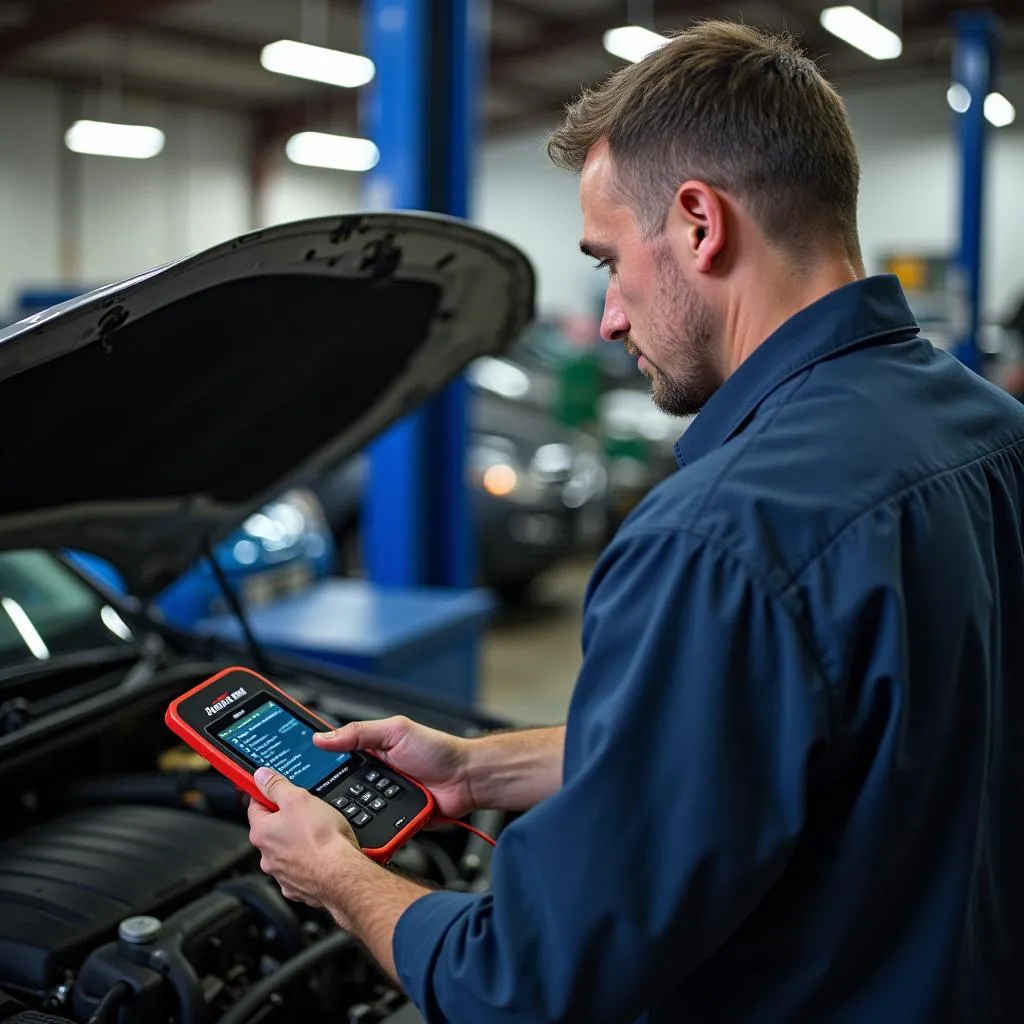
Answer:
[353, 811, 373, 828]
[331, 796, 351, 811]
[384, 784, 401, 798]
[370, 797, 387, 812]
[348, 783, 366, 796]
[342, 804, 361, 820]
[364, 770, 381, 784]
[375, 776, 393, 791]
[358, 790, 374, 805]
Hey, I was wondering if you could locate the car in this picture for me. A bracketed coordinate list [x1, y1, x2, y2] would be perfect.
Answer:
[596, 386, 692, 530]
[492, 317, 688, 536]
[63, 487, 336, 629]
[0, 211, 535, 1024]
[312, 385, 609, 601]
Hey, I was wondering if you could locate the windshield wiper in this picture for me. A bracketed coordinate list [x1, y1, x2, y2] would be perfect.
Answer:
[0, 645, 149, 688]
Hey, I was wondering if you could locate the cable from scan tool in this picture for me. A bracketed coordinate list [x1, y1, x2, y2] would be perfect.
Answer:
[431, 817, 497, 847]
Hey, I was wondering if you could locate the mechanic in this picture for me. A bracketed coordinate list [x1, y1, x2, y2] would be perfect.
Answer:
[247, 19, 1024, 1024]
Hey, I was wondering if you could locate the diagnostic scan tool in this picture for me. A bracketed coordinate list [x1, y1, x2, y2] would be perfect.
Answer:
[166, 666, 434, 862]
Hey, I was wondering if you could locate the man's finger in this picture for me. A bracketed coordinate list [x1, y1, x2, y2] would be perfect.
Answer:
[253, 766, 294, 804]
[247, 798, 271, 828]
[313, 717, 405, 753]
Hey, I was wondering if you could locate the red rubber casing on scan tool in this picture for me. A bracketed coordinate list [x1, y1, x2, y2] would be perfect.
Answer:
[165, 666, 434, 863]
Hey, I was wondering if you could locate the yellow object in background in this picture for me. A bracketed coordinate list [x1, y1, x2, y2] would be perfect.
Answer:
[158, 746, 211, 774]
[885, 255, 926, 291]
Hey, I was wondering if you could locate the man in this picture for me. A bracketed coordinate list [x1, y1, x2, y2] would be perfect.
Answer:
[248, 20, 1024, 1023]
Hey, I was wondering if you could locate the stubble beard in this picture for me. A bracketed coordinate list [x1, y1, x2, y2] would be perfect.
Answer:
[631, 245, 722, 419]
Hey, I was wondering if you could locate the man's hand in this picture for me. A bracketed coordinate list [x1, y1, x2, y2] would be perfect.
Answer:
[247, 764, 432, 982]
[247, 766, 359, 909]
[312, 715, 477, 819]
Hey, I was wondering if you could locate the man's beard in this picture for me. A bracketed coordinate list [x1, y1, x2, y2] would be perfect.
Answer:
[629, 246, 721, 418]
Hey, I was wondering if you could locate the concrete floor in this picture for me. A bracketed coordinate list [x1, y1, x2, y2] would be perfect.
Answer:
[477, 555, 597, 726]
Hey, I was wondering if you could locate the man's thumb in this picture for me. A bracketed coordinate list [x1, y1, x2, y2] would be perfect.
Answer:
[254, 766, 286, 798]
[313, 720, 381, 752]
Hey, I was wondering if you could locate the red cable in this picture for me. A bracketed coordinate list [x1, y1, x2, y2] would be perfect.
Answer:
[431, 816, 497, 847]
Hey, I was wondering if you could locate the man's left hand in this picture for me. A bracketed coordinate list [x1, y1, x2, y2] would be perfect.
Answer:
[247, 766, 359, 909]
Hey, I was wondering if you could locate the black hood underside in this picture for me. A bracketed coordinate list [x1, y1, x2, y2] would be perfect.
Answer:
[0, 212, 536, 597]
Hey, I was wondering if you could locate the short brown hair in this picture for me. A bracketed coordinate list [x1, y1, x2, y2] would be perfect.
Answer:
[547, 19, 861, 265]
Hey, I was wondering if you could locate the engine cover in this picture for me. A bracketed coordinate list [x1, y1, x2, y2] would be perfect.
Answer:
[0, 805, 254, 993]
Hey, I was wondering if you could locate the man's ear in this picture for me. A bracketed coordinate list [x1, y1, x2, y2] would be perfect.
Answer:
[673, 181, 724, 273]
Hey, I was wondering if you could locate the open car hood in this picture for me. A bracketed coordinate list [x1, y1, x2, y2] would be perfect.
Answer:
[0, 212, 535, 598]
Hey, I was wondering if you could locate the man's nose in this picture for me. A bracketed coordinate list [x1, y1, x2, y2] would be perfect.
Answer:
[600, 284, 630, 342]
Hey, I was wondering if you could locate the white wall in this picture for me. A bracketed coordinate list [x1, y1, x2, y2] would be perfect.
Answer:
[0, 74, 383, 318]
[473, 131, 592, 319]
[74, 97, 251, 287]
[260, 156, 364, 226]
[2, 70, 1023, 324]
[847, 73, 1024, 322]
[0, 78, 252, 314]
[0, 78, 63, 314]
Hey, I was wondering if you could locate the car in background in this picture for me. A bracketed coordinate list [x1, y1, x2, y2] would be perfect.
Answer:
[489, 318, 689, 535]
[64, 488, 335, 629]
[597, 386, 692, 530]
[312, 387, 609, 601]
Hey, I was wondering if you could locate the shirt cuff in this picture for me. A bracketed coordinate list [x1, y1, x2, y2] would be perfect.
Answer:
[393, 889, 481, 1014]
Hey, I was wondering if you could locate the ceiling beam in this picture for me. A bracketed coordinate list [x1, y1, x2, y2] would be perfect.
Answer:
[486, 33, 1024, 140]
[4, 62, 254, 113]
[0, 0, 189, 64]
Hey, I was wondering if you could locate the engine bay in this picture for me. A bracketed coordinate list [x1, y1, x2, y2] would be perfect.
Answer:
[0, 645, 506, 1024]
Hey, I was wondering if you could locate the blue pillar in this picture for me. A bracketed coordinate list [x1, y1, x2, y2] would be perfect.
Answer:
[360, 0, 487, 588]
[950, 10, 999, 373]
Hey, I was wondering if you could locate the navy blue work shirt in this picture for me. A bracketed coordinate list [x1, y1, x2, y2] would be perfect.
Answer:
[393, 275, 1024, 1022]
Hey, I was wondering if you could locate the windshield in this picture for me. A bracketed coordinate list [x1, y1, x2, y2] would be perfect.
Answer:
[0, 550, 135, 671]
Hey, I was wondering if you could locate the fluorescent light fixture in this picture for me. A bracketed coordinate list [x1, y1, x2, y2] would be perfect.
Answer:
[285, 131, 380, 172]
[819, 6, 902, 60]
[261, 39, 375, 88]
[947, 83, 971, 114]
[64, 119, 165, 159]
[984, 91, 1015, 127]
[603, 25, 668, 64]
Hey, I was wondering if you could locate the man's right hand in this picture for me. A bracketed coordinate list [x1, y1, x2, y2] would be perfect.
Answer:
[312, 716, 477, 820]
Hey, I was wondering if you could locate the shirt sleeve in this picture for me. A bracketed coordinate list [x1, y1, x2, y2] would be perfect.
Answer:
[392, 526, 832, 1024]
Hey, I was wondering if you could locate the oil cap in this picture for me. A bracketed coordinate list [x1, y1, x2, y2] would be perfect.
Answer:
[119, 916, 163, 944]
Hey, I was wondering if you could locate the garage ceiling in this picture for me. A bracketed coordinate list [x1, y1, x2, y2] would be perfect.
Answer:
[1, 0, 1022, 145]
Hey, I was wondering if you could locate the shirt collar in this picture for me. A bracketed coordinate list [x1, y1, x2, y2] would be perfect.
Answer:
[674, 274, 919, 468]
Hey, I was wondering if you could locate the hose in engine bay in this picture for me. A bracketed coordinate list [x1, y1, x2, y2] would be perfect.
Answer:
[86, 982, 130, 1024]
[215, 929, 356, 1024]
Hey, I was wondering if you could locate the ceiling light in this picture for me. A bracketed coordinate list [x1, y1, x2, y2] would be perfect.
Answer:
[64, 119, 165, 159]
[947, 83, 971, 114]
[603, 25, 668, 64]
[984, 91, 1015, 127]
[261, 39, 375, 88]
[819, 6, 902, 60]
[285, 131, 380, 172]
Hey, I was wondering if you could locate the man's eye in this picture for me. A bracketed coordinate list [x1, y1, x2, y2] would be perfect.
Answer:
[592, 259, 614, 276]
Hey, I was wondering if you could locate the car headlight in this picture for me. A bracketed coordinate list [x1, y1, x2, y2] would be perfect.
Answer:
[530, 443, 574, 484]
[236, 488, 329, 561]
[563, 450, 608, 508]
[470, 435, 542, 504]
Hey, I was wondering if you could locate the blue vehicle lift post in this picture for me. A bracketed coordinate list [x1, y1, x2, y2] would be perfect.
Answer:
[360, 0, 487, 590]
[950, 10, 1000, 373]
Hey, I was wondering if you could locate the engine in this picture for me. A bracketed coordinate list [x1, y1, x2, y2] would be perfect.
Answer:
[0, 659, 504, 1024]
[0, 803, 426, 1024]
